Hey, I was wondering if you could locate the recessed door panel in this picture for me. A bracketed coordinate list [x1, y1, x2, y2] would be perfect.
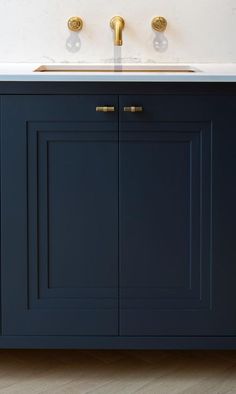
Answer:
[119, 122, 212, 335]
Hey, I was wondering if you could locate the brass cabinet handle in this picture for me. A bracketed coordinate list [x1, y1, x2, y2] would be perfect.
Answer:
[96, 106, 115, 112]
[123, 106, 143, 113]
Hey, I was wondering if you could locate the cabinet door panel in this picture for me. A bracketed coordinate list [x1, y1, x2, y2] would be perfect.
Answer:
[2, 96, 118, 335]
[119, 95, 236, 336]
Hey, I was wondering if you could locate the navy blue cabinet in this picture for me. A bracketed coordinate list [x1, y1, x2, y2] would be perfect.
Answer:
[1, 87, 236, 348]
[119, 95, 236, 337]
[1, 96, 119, 335]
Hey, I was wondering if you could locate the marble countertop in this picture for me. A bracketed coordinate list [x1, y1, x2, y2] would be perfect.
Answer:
[0, 63, 236, 82]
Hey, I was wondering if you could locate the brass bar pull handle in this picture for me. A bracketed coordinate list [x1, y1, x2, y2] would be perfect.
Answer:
[124, 106, 143, 113]
[96, 106, 115, 112]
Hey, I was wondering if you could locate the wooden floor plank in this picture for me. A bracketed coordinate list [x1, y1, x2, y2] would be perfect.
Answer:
[0, 351, 236, 394]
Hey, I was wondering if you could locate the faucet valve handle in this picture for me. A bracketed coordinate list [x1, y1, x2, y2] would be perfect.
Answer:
[68, 17, 83, 32]
[152, 17, 167, 32]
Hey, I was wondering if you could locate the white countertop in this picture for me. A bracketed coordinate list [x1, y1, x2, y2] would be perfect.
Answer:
[0, 63, 236, 82]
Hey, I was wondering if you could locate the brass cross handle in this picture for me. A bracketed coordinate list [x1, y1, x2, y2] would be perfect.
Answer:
[123, 106, 143, 113]
[96, 106, 115, 112]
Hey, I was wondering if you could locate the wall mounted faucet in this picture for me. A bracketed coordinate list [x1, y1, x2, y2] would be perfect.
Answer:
[67, 16, 168, 46]
[110, 16, 125, 46]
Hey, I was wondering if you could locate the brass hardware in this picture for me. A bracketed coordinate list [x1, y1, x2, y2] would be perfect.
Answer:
[152, 17, 167, 32]
[96, 106, 115, 112]
[110, 16, 125, 46]
[124, 106, 143, 113]
[68, 17, 83, 32]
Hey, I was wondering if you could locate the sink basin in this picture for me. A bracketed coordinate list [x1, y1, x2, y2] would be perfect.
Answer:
[34, 64, 199, 73]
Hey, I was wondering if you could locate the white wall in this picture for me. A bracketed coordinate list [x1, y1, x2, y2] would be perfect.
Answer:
[0, 0, 235, 63]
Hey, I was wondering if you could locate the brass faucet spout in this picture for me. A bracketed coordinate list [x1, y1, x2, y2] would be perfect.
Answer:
[110, 16, 125, 46]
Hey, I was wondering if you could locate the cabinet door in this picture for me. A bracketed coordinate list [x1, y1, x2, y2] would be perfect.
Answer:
[2, 95, 118, 336]
[119, 94, 236, 336]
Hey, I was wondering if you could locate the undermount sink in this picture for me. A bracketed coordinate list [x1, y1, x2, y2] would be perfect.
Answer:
[34, 64, 199, 73]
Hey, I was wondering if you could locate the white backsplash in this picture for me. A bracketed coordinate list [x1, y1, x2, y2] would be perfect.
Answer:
[0, 0, 235, 63]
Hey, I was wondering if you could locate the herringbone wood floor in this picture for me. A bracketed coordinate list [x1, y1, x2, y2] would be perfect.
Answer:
[0, 350, 236, 393]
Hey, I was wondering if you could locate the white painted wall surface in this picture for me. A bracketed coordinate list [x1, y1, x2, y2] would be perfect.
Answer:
[0, 0, 235, 63]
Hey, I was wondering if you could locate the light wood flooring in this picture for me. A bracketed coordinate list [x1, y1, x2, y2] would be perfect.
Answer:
[0, 350, 236, 393]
